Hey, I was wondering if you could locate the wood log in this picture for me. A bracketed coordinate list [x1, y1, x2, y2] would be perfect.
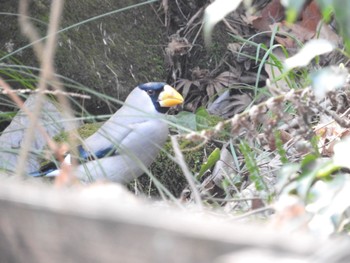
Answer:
[0, 178, 340, 263]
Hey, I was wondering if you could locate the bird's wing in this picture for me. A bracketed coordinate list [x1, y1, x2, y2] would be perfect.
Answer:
[75, 119, 168, 183]
[81, 87, 159, 158]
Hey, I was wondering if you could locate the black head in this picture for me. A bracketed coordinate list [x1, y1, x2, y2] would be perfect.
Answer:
[138, 82, 183, 113]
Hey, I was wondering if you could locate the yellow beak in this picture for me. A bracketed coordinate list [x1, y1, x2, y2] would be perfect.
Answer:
[158, 85, 184, 107]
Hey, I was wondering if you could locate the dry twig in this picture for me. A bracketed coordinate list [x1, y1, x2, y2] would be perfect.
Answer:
[16, 0, 66, 178]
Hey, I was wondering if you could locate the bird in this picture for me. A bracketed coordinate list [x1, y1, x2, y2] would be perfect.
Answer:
[30, 82, 184, 183]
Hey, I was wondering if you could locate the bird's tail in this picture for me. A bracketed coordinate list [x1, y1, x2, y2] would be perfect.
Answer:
[29, 161, 60, 177]
[29, 145, 117, 177]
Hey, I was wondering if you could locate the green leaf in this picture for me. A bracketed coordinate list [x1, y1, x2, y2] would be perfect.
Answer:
[195, 107, 222, 130]
[239, 140, 267, 191]
[274, 130, 288, 164]
[169, 111, 197, 132]
[0, 111, 17, 121]
[197, 147, 221, 179]
[316, 0, 333, 21]
[281, 0, 306, 22]
[300, 154, 318, 169]
[315, 161, 339, 179]
[195, 107, 210, 130]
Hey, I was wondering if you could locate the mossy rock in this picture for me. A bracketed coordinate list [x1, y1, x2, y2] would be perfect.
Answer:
[0, 0, 167, 116]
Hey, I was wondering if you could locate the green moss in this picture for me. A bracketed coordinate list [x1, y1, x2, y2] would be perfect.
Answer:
[77, 122, 103, 138]
[53, 122, 102, 143]
[129, 139, 216, 198]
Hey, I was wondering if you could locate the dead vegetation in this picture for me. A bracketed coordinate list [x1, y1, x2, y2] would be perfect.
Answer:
[149, 0, 350, 235]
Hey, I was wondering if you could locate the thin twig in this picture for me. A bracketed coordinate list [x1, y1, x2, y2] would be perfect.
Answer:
[16, 0, 64, 178]
[314, 107, 350, 131]
[171, 136, 203, 209]
[44, 0, 81, 178]
[18, 0, 45, 63]
[0, 87, 91, 99]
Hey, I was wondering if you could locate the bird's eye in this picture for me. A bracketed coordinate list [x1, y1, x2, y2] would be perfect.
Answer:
[147, 90, 155, 96]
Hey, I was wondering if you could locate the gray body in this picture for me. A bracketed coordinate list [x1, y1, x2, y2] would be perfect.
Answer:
[74, 88, 168, 183]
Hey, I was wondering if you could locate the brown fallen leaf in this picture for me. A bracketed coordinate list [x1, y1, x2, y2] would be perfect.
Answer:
[250, 0, 323, 49]
[248, 0, 284, 32]
[273, 22, 316, 49]
[300, 0, 322, 33]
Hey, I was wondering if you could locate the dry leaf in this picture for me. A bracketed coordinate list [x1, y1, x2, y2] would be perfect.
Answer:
[249, 0, 284, 32]
[273, 22, 316, 48]
[176, 78, 199, 100]
[300, 1, 322, 33]
[261, 0, 323, 48]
